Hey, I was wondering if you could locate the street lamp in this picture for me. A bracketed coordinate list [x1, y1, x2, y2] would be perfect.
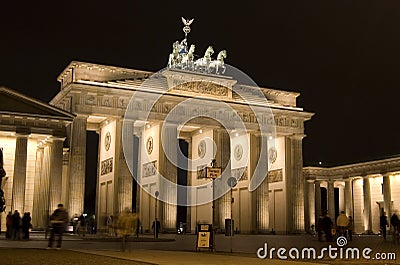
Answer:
[227, 176, 237, 253]
[206, 159, 221, 252]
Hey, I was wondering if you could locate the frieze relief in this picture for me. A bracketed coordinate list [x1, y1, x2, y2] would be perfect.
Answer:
[100, 157, 113, 175]
[171, 81, 229, 97]
[268, 169, 283, 183]
[143, 160, 157, 178]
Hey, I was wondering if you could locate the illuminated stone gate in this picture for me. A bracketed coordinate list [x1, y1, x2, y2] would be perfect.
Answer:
[50, 60, 313, 234]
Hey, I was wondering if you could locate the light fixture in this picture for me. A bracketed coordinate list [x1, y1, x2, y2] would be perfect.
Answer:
[199, 129, 203, 134]
[235, 132, 239, 137]
[146, 124, 151, 129]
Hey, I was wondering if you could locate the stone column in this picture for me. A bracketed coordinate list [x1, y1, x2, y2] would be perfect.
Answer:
[344, 178, 353, 217]
[285, 134, 304, 233]
[327, 180, 335, 220]
[12, 134, 28, 212]
[160, 123, 178, 231]
[32, 146, 44, 228]
[68, 115, 87, 217]
[314, 181, 321, 221]
[40, 143, 51, 223]
[48, 137, 65, 212]
[255, 134, 269, 233]
[115, 119, 134, 213]
[214, 129, 231, 231]
[382, 173, 391, 222]
[305, 180, 315, 232]
[363, 176, 372, 233]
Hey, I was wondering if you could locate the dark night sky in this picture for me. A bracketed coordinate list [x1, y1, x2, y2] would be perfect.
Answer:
[1, 1, 400, 167]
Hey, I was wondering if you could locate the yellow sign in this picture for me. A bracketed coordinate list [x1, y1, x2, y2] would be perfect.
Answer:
[200, 225, 209, 231]
[207, 167, 221, 179]
[197, 231, 210, 248]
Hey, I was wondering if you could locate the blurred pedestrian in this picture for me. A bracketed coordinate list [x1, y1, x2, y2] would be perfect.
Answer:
[22, 212, 32, 240]
[47, 204, 68, 250]
[347, 216, 354, 241]
[336, 211, 349, 237]
[321, 212, 334, 242]
[380, 211, 388, 240]
[12, 210, 21, 240]
[152, 218, 161, 239]
[390, 212, 399, 243]
[5, 211, 12, 239]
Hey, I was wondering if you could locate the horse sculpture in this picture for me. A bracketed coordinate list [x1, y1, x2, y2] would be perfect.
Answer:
[209, 50, 227, 74]
[194, 46, 214, 72]
[181, 44, 195, 70]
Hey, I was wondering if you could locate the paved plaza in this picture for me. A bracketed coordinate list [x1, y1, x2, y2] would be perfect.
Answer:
[0, 232, 399, 264]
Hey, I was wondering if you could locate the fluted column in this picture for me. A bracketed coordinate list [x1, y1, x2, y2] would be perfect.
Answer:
[255, 134, 269, 233]
[363, 176, 372, 233]
[115, 119, 134, 213]
[160, 123, 178, 231]
[68, 115, 87, 217]
[12, 134, 28, 212]
[382, 173, 392, 220]
[314, 181, 321, 221]
[214, 129, 231, 231]
[285, 134, 304, 233]
[48, 137, 65, 213]
[40, 143, 51, 223]
[32, 146, 44, 228]
[327, 180, 335, 220]
[344, 178, 353, 217]
[305, 180, 315, 232]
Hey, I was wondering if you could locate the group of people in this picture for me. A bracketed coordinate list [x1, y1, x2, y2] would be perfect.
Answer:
[5, 210, 32, 240]
[71, 213, 97, 236]
[316, 211, 353, 242]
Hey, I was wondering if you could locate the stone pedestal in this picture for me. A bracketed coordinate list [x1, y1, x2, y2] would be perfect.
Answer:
[12, 135, 28, 212]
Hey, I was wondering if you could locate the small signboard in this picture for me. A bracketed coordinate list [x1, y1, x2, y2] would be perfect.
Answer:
[196, 224, 213, 251]
[206, 167, 221, 179]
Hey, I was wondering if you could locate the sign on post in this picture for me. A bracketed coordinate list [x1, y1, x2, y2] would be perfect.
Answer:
[196, 224, 213, 250]
[206, 167, 221, 179]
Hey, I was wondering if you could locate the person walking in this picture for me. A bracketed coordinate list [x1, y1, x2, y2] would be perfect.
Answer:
[321, 212, 334, 242]
[347, 216, 354, 241]
[47, 204, 68, 250]
[390, 212, 399, 243]
[22, 212, 32, 240]
[380, 211, 388, 240]
[5, 211, 12, 239]
[336, 211, 349, 237]
[152, 218, 161, 239]
[11, 210, 21, 240]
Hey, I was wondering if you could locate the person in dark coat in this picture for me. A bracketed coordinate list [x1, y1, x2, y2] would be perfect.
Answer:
[47, 204, 68, 249]
[22, 212, 32, 240]
[11, 210, 21, 240]
[321, 212, 334, 242]
[152, 218, 161, 239]
[5, 211, 12, 239]
[390, 212, 400, 242]
[380, 212, 388, 240]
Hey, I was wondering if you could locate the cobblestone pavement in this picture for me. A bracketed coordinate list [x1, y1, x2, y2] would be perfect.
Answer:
[0, 232, 399, 264]
[0, 248, 149, 265]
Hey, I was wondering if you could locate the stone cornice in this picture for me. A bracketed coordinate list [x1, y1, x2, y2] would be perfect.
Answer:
[304, 156, 400, 180]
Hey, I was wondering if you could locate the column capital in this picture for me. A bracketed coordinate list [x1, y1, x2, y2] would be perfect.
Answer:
[382, 173, 391, 178]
